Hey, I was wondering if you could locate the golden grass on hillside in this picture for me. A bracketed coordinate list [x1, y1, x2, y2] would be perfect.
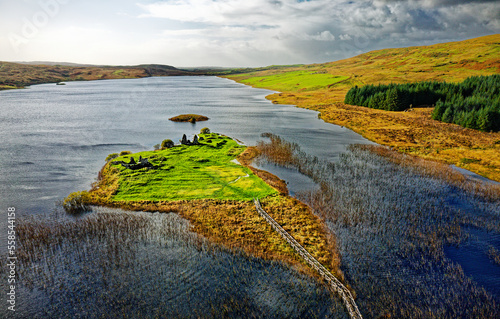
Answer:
[225, 34, 500, 182]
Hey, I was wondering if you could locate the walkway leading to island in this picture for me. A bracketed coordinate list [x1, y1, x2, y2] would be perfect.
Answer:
[253, 198, 363, 319]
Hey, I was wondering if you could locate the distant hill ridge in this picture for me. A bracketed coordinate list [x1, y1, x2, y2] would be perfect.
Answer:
[16, 61, 101, 67]
[0, 62, 199, 89]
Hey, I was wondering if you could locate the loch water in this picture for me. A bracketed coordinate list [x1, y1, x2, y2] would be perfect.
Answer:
[1, 76, 499, 317]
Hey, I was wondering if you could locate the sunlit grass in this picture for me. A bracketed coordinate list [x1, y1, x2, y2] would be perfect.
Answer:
[0, 84, 17, 90]
[105, 133, 276, 201]
[238, 70, 348, 92]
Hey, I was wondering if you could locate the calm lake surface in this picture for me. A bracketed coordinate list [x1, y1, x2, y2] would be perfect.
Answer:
[0, 76, 370, 218]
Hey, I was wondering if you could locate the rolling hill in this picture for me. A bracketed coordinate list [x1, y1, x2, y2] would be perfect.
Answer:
[225, 34, 500, 181]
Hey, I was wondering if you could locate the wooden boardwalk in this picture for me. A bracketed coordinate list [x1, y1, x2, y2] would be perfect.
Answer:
[253, 198, 363, 319]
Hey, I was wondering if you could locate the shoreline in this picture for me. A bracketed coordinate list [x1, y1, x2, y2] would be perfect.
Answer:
[4, 73, 498, 186]
[222, 75, 500, 183]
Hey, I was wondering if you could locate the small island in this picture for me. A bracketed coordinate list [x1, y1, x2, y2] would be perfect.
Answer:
[169, 114, 209, 123]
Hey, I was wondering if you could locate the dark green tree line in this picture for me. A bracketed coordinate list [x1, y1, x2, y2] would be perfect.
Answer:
[344, 75, 500, 131]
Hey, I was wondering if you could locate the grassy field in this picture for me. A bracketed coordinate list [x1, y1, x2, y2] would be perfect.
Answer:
[225, 34, 500, 181]
[99, 134, 276, 201]
[239, 70, 349, 92]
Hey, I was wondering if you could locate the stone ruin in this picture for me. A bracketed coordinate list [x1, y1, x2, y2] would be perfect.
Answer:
[180, 134, 201, 146]
[113, 155, 157, 170]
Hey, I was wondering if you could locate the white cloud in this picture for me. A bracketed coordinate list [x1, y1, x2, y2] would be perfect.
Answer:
[138, 0, 322, 26]
[136, 0, 499, 66]
[0, 0, 498, 66]
[305, 31, 336, 42]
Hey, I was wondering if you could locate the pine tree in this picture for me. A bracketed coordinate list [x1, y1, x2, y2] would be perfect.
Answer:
[342, 74, 499, 131]
[432, 100, 446, 121]
[442, 106, 454, 123]
[385, 88, 399, 111]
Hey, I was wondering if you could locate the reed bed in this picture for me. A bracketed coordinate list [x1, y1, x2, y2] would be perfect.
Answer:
[364, 144, 500, 202]
[1, 207, 348, 318]
[257, 134, 500, 319]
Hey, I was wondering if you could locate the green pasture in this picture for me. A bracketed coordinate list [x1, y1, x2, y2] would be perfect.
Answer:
[239, 70, 348, 92]
[109, 134, 276, 201]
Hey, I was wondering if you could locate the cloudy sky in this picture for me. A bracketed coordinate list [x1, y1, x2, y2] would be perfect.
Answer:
[0, 0, 498, 67]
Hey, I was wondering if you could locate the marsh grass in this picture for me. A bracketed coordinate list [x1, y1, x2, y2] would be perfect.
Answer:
[364, 144, 500, 202]
[489, 247, 500, 266]
[257, 134, 500, 318]
[74, 196, 340, 282]
[4, 208, 348, 318]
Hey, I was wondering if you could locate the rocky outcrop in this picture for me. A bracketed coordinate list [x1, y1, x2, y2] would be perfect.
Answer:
[181, 134, 189, 145]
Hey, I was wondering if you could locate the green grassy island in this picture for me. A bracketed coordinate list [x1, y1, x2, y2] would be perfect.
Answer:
[106, 133, 275, 201]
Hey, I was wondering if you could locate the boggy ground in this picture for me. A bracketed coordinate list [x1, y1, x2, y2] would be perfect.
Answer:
[225, 34, 500, 182]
